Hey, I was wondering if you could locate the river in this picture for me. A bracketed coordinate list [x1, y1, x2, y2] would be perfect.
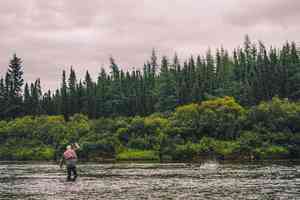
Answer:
[0, 161, 300, 199]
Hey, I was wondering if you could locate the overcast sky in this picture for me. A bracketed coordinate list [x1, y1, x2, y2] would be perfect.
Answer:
[0, 0, 299, 91]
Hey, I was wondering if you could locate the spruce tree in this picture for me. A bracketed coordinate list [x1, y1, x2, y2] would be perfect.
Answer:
[23, 83, 31, 115]
[0, 78, 5, 119]
[109, 58, 122, 115]
[96, 68, 107, 117]
[68, 67, 78, 115]
[150, 49, 158, 77]
[61, 70, 69, 120]
[84, 70, 96, 118]
[41, 90, 54, 115]
[6, 54, 24, 117]
[77, 80, 85, 114]
[8, 54, 24, 99]
[205, 49, 215, 95]
[156, 56, 177, 112]
[53, 89, 61, 115]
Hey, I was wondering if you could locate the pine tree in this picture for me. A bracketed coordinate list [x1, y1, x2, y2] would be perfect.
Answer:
[172, 53, 183, 104]
[61, 70, 69, 120]
[83, 70, 96, 118]
[96, 68, 110, 117]
[29, 79, 43, 115]
[156, 56, 177, 112]
[41, 90, 55, 115]
[205, 49, 215, 95]
[52, 89, 61, 115]
[287, 42, 300, 99]
[23, 83, 31, 115]
[8, 54, 24, 99]
[68, 67, 78, 115]
[150, 49, 158, 77]
[109, 58, 122, 115]
[77, 80, 85, 114]
[6, 54, 24, 117]
[0, 78, 5, 119]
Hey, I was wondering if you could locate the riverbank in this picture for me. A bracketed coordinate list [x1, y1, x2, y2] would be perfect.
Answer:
[1, 97, 300, 162]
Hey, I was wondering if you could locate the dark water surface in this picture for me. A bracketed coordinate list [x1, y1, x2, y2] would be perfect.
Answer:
[1, 161, 300, 199]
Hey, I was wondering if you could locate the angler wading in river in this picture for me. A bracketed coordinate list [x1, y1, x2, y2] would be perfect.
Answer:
[59, 143, 80, 181]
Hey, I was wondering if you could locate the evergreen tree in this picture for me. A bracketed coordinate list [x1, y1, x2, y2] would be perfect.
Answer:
[61, 70, 69, 120]
[8, 54, 24, 98]
[42, 90, 55, 115]
[68, 67, 78, 115]
[172, 54, 183, 104]
[150, 49, 158, 77]
[156, 56, 177, 112]
[77, 80, 85, 114]
[205, 49, 215, 95]
[109, 58, 123, 115]
[0, 78, 5, 119]
[52, 89, 61, 115]
[29, 79, 43, 115]
[6, 54, 24, 117]
[23, 83, 31, 115]
[96, 68, 110, 117]
[83, 70, 96, 118]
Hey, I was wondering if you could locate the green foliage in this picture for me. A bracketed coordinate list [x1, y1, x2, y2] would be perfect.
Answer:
[1, 95, 300, 161]
[35, 147, 56, 160]
[80, 142, 115, 160]
[254, 145, 289, 159]
[5, 116, 37, 139]
[67, 114, 91, 143]
[171, 103, 201, 141]
[248, 97, 300, 132]
[198, 96, 245, 139]
[213, 140, 240, 157]
[14, 148, 35, 160]
[35, 115, 67, 147]
[117, 115, 169, 151]
[0, 36, 300, 160]
[0, 146, 55, 161]
[171, 97, 245, 141]
[172, 137, 240, 160]
[117, 149, 159, 161]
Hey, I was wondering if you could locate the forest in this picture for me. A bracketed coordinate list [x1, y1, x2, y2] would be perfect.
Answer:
[0, 36, 300, 161]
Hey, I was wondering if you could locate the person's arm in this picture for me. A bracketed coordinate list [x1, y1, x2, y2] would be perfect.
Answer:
[72, 150, 78, 159]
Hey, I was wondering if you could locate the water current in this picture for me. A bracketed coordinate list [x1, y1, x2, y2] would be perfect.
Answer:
[0, 161, 300, 199]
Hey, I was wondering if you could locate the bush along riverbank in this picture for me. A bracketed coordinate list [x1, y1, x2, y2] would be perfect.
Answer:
[0, 96, 300, 162]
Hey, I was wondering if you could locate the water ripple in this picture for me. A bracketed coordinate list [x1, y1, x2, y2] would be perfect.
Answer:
[0, 161, 300, 199]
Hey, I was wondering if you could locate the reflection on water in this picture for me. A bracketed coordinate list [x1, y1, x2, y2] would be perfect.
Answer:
[1, 161, 300, 199]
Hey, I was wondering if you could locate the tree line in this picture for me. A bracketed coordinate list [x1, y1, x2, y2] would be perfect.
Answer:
[0, 36, 299, 120]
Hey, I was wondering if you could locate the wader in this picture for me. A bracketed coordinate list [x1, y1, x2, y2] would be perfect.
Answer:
[66, 159, 77, 181]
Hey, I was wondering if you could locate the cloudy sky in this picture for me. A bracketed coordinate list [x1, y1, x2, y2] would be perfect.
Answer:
[0, 0, 299, 90]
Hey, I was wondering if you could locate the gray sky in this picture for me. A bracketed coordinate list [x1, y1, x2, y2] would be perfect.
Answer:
[0, 0, 299, 91]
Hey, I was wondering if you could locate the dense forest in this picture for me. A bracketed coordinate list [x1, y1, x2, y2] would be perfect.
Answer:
[1, 36, 299, 120]
[0, 36, 300, 161]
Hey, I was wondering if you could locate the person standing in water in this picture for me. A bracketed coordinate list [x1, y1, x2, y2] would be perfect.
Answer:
[60, 143, 80, 181]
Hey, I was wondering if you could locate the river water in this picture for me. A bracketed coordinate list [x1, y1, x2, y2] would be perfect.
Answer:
[0, 161, 300, 200]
